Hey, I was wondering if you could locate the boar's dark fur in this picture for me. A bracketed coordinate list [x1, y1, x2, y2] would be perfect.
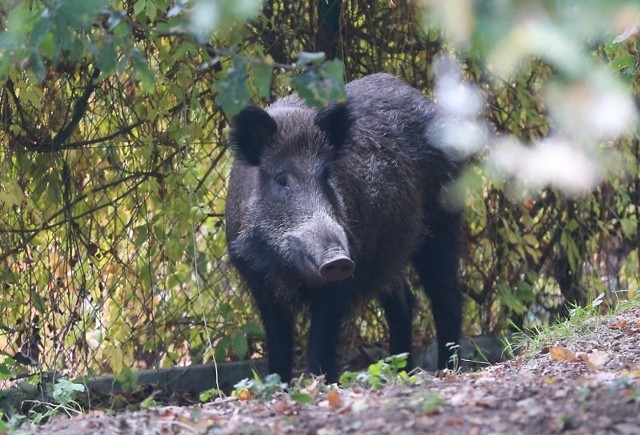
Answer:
[225, 73, 463, 382]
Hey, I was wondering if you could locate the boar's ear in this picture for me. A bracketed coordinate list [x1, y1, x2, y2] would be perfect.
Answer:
[230, 106, 278, 165]
[314, 102, 352, 150]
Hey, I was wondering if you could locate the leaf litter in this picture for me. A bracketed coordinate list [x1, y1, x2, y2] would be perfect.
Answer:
[16, 305, 640, 434]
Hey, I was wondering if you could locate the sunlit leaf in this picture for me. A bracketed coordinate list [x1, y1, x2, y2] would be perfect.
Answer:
[549, 346, 577, 362]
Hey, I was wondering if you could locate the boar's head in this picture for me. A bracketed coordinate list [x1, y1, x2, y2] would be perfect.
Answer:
[228, 102, 356, 287]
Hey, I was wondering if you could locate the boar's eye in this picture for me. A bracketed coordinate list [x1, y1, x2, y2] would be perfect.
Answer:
[275, 173, 289, 187]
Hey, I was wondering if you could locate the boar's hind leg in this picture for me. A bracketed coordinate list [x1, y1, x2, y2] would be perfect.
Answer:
[413, 211, 463, 370]
[379, 281, 414, 367]
[307, 288, 353, 383]
[250, 286, 295, 383]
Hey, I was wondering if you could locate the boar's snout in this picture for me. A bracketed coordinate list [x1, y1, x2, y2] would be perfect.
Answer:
[319, 251, 355, 282]
[287, 217, 355, 283]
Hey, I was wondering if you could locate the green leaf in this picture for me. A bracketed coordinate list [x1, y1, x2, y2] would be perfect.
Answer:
[134, 0, 147, 17]
[145, 0, 158, 21]
[500, 290, 527, 314]
[293, 60, 346, 107]
[39, 33, 56, 60]
[232, 333, 248, 360]
[610, 55, 636, 71]
[241, 320, 264, 338]
[338, 371, 357, 387]
[621, 217, 637, 238]
[215, 58, 250, 116]
[29, 50, 47, 82]
[30, 16, 52, 46]
[52, 378, 85, 404]
[290, 392, 312, 404]
[200, 388, 224, 402]
[252, 60, 273, 100]
[297, 51, 326, 66]
[132, 52, 156, 94]
[96, 39, 118, 77]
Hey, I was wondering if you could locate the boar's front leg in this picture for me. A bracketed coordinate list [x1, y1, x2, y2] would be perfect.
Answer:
[307, 287, 353, 383]
[379, 281, 415, 368]
[249, 283, 295, 383]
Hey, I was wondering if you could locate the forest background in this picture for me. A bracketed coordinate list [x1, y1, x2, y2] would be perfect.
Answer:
[0, 0, 638, 384]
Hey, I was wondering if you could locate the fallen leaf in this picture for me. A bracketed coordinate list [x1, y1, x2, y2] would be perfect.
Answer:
[327, 389, 342, 408]
[610, 320, 628, 329]
[584, 350, 611, 370]
[446, 417, 464, 426]
[272, 399, 290, 414]
[352, 398, 369, 413]
[549, 346, 578, 362]
[236, 388, 251, 401]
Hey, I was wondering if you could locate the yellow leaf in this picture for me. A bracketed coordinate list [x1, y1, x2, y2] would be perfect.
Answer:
[549, 346, 577, 362]
[236, 388, 251, 401]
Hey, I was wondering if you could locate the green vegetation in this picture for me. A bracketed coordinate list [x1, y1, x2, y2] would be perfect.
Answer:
[0, 376, 84, 429]
[511, 292, 640, 358]
[232, 372, 288, 402]
[0, 0, 638, 424]
[339, 353, 417, 391]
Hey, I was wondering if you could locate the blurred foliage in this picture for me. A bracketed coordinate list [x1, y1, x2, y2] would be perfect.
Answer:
[0, 0, 638, 388]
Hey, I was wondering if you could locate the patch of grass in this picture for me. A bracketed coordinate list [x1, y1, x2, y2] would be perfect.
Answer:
[503, 292, 640, 359]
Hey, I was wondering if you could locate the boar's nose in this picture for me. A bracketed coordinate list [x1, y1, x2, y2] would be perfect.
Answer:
[319, 251, 355, 282]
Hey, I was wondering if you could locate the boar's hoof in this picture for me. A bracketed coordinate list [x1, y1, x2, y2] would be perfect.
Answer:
[319, 254, 355, 282]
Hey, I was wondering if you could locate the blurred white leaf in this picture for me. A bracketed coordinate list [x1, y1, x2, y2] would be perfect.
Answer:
[190, 0, 220, 42]
[429, 55, 488, 160]
[227, 0, 263, 19]
[434, 56, 483, 117]
[490, 137, 603, 196]
[420, 0, 474, 48]
[546, 73, 637, 140]
[613, 24, 639, 43]
[431, 118, 488, 159]
[489, 18, 584, 78]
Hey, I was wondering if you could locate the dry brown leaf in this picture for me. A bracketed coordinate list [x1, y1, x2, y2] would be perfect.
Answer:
[272, 399, 291, 414]
[549, 346, 578, 362]
[610, 320, 628, 329]
[446, 417, 465, 426]
[327, 389, 342, 408]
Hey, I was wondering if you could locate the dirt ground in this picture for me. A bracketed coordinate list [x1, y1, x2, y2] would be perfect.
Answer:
[18, 305, 640, 435]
